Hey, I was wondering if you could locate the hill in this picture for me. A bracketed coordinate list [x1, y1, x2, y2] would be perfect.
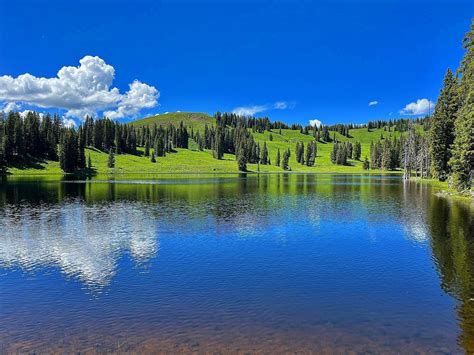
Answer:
[130, 112, 214, 131]
[8, 111, 417, 176]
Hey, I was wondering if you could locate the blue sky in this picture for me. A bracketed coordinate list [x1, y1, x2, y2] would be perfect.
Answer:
[0, 0, 472, 126]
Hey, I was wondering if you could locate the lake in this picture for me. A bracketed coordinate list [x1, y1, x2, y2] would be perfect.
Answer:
[0, 174, 473, 353]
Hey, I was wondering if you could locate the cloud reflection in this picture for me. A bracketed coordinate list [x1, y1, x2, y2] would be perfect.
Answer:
[0, 200, 158, 290]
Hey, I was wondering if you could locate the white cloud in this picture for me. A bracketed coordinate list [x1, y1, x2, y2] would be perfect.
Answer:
[232, 105, 268, 116]
[0, 55, 159, 120]
[104, 80, 159, 119]
[1, 102, 19, 113]
[368, 100, 378, 106]
[62, 118, 77, 128]
[400, 98, 434, 115]
[309, 119, 322, 128]
[19, 110, 44, 119]
[232, 101, 291, 116]
[274, 101, 288, 109]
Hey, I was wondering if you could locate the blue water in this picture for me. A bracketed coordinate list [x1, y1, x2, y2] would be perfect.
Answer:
[0, 174, 472, 352]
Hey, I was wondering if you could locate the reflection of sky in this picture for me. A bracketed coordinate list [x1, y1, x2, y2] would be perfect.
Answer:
[0, 201, 158, 289]
[0, 177, 434, 292]
[400, 184, 430, 244]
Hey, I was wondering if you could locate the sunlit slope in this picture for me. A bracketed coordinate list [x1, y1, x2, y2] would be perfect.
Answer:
[9, 124, 417, 175]
[252, 126, 410, 172]
[130, 112, 214, 131]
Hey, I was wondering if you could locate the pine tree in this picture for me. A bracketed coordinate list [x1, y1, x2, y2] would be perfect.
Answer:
[151, 152, 156, 163]
[108, 148, 115, 168]
[346, 142, 353, 160]
[305, 142, 311, 166]
[353, 142, 362, 160]
[331, 142, 348, 165]
[114, 124, 121, 154]
[144, 138, 150, 157]
[237, 151, 247, 171]
[306, 141, 316, 166]
[363, 156, 370, 170]
[381, 139, 394, 170]
[213, 130, 224, 159]
[59, 129, 79, 173]
[236, 139, 247, 171]
[77, 130, 86, 169]
[282, 150, 290, 170]
[261, 142, 268, 164]
[331, 143, 337, 164]
[429, 69, 459, 180]
[155, 136, 165, 157]
[276, 148, 281, 167]
[449, 20, 474, 191]
[0, 134, 7, 175]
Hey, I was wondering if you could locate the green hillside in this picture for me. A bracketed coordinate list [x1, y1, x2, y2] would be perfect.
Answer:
[131, 112, 214, 131]
[8, 112, 415, 176]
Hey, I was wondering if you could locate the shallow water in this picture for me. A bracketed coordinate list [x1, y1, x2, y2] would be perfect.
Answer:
[0, 174, 473, 353]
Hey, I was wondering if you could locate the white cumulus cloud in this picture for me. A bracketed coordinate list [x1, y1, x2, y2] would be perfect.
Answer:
[232, 105, 268, 116]
[62, 118, 77, 128]
[104, 80, 159, 119]
[232, 101, 291, 116]
[1, 102, 20, 113]
[19, 110, 44, 119]
[0, 55, 159, 120]
[400, 98, 434, 115]
[368, 100, 378, 106]
[309, 119, 322, 128]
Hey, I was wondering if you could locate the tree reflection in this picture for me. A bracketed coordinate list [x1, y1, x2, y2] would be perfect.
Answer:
[427, 194, 474, 353]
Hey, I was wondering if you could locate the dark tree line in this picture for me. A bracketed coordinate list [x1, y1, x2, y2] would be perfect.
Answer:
[416, 20, 474, 191]
[331, 142, 350, 165]
[138, 121, 189, 158]
[214, 112, 290, 132]
[83, 117, 189, 155]
[0, 112, 192, 173]
[295, 141, 317, 166]
[325, 123, 352, 137]
[0, 111, 86, 173]
[0, 111, 61, 162]
[366, 118, 429, 132]
[330, 141, 361, 165]
[194, 115, 280, 171]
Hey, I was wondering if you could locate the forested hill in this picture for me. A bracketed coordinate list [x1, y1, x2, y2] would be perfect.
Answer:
[0, 107, 427, 177]
[131, 112, 214, 131]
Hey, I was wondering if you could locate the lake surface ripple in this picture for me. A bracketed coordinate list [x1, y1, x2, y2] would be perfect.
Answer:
[0, 174, 473, 353]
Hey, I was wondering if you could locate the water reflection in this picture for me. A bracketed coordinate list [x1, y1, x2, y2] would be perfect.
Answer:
[0, 174, 473, 353]
[0, 200, 158, 290]
[427, 193, 474, 353]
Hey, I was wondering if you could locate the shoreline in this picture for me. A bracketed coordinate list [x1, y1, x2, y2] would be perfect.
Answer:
[409, 177, 474, 203]
[3, 171, 472, 202]
[3, 170, 404, 178]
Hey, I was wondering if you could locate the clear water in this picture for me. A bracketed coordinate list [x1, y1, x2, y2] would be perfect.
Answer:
[0, 174, 473, 353]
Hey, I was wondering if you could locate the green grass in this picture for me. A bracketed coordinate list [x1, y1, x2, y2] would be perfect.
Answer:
[410, 177, 474, 202]
[8, 114, 419, 176]
[252, 126, 406, 173]
[130, 112, 214, 131]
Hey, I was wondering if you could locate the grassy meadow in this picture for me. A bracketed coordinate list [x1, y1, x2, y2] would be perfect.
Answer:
[8, 112, 410, 176]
